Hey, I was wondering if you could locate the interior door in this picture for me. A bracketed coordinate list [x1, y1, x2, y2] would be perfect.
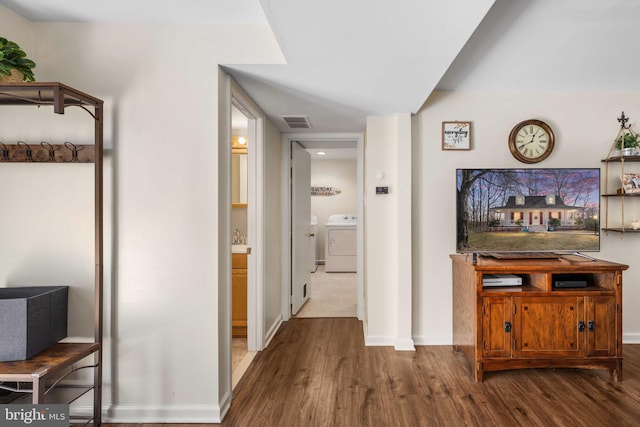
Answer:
[291, 142, 311, 314]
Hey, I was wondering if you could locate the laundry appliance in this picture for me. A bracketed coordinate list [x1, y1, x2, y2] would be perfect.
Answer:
[324, 214, 357, 272]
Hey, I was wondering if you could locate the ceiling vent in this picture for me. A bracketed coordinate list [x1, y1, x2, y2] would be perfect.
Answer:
[281, 115, 312, 129]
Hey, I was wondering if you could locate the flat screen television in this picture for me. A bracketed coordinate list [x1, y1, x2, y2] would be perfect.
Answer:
[456, 168, 600, 254]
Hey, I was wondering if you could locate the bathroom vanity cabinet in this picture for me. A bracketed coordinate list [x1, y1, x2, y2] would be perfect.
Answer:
[232, 253, 248, 337]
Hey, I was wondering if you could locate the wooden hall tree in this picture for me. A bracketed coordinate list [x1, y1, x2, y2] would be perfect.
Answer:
[0, 83, 104, 425]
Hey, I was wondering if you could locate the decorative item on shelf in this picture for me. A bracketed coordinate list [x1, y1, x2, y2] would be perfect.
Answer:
[608, 111, 640, 158]
[0, 37, 36, 82]
[630, 219, 640, 230]
[621, 172, 640, 194]
[615, 133, 639, 156]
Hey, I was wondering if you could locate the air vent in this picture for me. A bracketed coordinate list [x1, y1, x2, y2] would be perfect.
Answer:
[281, 115, 312, 129]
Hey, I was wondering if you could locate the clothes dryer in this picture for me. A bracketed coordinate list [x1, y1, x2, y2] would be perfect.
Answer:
[324, 214, 357, 272]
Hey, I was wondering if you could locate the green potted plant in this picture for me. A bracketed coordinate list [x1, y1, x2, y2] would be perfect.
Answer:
[0, 37, 36, 82]
[615, 133, 639, 156]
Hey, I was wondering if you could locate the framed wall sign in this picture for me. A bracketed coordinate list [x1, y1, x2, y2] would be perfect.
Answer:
[442, 121, 471, 150]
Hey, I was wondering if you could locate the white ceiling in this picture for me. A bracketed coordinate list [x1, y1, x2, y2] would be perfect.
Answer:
[0, 0, 268, 23]
[227, 0, 495, 132]
[2, 0, 640, 134]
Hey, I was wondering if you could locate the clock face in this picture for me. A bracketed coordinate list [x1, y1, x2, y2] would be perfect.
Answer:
[508, 120, 555, 163]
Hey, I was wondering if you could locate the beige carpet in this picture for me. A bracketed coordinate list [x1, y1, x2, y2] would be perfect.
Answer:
[295, 265, 357, 318]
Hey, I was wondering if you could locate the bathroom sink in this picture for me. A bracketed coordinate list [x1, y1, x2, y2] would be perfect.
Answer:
[232, 245, 248, 254]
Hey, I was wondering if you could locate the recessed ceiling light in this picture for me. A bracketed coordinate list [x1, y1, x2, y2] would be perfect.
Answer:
[238, 137, 247, 145]
[316, 151, 326, 155]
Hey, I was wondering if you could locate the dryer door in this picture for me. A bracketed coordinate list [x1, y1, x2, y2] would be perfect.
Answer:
[327, 228, 357, 256]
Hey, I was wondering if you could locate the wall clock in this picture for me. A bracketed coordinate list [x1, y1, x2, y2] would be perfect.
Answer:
[508, 119, 555, 163]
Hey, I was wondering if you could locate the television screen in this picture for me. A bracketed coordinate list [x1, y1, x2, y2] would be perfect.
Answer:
[456, 168, 600, 253]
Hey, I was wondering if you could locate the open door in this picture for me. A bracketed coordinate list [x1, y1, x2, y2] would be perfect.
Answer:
[291, 142, 311, 314]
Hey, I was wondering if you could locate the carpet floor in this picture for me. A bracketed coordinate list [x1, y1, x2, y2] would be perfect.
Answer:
[295, 265, 357, 318]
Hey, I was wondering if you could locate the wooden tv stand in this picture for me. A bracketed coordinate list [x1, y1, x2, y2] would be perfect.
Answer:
[451, 254, 628, 381]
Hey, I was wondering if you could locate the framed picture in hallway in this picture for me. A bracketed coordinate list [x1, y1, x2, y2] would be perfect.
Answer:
[442, 121, 472, 150]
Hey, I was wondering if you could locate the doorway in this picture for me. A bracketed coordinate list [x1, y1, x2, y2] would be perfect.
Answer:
[230, 104, 252, 385]
[281, 133, 365, 322]
[297, 143, 358, 318]
[230, 82, 265, 389]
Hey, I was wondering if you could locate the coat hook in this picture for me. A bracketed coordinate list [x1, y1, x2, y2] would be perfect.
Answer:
[0, 141, 8, 162]
[63, 141, 84, 162]
[40, 142, 57, 162]
[17, 141, 33, 162]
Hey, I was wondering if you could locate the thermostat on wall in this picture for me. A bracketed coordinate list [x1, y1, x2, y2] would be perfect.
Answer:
[376, 186, 389, 194]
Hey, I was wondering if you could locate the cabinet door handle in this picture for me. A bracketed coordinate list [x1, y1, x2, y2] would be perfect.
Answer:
[588, 320, 595, 331]
[578, 321, 585, 332]
[504, 321, 512, 333]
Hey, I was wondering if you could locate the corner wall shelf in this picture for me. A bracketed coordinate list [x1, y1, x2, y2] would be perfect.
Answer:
[601, 113, 640, 235]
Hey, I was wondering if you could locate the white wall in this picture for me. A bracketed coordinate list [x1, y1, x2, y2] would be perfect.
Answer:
[365, 117, 398, 343]
[413, 90, 640, 344]
[0, 7, 32, 56]
[364, 115, 413, 346]
[1, 11, 284, 422]
[263, 119, 283, 340]
[310, 159, 357, 261]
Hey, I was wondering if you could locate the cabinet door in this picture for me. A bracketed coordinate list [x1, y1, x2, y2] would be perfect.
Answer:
[232, 268, 248, 337]
[482, 297, 512, 357]
[514, 296, 584, 357]
[586, 296, 616, 357]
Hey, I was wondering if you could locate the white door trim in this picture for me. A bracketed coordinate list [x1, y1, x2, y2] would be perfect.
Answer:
[231, 80, 265, 352]
[280, 132, 365, 321]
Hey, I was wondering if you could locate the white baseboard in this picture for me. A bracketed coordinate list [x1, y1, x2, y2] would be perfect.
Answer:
[105, 402, 227, 423]
[623, 332, 640, 344]
[364, 334, 395, 346]
[413, 334, 453, 346]
[264, 315, 283, 348]
[394, 338, 416, 351]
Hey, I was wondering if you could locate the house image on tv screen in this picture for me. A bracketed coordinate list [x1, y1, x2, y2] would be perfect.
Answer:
[490, 194, 583, 232]
[455, 168, 600, 253]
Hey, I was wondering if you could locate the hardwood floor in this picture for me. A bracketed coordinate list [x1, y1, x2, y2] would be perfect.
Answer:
[108, 317, 640, 426]
[222, 318, 640, 426]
